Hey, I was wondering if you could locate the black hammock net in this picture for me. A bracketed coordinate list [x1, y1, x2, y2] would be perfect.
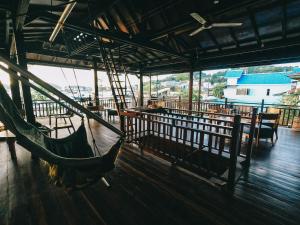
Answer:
[0, 81, 122, 190]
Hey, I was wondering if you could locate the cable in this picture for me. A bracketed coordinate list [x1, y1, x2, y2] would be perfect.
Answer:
[72, 68, 83, 100]
[60, 67, 76, 99]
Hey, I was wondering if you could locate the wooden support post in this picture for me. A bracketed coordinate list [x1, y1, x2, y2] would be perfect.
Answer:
[120, 102, 125, 132]
[93, 58, 99, 106]
[228, 114, 241, 194]
[156, 75, 158, 97]
[245, 107, 258, 167]
[188, 70, 193, 113]
[5, 50, 22, 111]
[260, 99, 265, 113]
[14, 31, 35, 124]
[197, 71, 202, 111]
[9, 70, 23, 112]
[139, 73, 144, 106]
[149, 75, 152, 98]
[225, 98, 228, 108]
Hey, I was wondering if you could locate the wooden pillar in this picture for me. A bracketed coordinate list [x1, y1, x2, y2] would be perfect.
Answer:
[139, 73, 144, 106]
[197, 70, 202, 111]
[9, 59, 23, 111]
[2, 47, 22, 111]
[260, 99, 265, 112]
[228, 114, 241, 194]
[225, 98, 228, 108]
[156, 75, 158, 97]
[149, 75, 152, 98]
[15, 31, 35, 124]
[245, 107, 258, 167]
[188, 70, 194, 112]
[93, 58, 99, 106]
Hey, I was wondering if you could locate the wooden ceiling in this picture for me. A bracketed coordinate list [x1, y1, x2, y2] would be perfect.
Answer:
[1, 0, 300, 74]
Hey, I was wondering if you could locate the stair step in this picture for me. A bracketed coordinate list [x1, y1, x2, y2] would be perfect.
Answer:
[51, 125, 74, 130]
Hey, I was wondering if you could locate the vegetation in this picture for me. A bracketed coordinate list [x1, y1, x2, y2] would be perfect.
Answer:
[247, 65, 293, 73]
[31, 88, 49, 101]
[281, 90, 300, 106]
[209, 71, 226, 84]
[174, 73, 189, 81]
[142, 65, 298, 101]
[212, 83, 226, 98]
[180, 89, 201, 101]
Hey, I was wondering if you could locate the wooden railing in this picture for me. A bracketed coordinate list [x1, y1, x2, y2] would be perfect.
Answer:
[122, 108, 257, 193]
[30, 98, 132, 117]
[150, 98, 300, 127]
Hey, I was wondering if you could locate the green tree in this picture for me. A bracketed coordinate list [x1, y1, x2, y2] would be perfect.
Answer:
[180, 89, 201, 100]
[212, 83, 226, 98]
[281, 90, 300, 106]
[31, 89, 49, 101]
[175, 73, 189, 81]
[210, 71, 226, 84]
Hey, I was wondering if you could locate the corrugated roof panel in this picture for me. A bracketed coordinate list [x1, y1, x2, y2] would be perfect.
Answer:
[225, 69, 244, 78]
[237, 73, 291, 84]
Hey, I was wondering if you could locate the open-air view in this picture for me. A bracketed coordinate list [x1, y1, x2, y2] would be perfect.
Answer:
[1, 1, 300, 225]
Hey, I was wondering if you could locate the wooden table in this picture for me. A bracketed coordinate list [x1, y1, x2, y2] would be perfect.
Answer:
[86, 105, 105, 118]
[0, 130, 17, 159]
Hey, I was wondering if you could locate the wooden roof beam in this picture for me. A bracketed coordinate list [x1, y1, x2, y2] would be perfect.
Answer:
[228, 28, 240, 48]
[282, 0, 287, 39]
[39, 14, 190, 61]
[206, 30, 222, 51]
[10, 0, 30, 56]
[249, 10, 262, 47]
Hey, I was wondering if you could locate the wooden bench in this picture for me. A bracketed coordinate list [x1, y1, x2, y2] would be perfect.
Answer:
[0, 130, 17, 160]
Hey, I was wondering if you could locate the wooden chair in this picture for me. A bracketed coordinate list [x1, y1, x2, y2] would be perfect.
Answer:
[49, 110, 75, 138]
[255, 113, 280, 146]
[0, 129, 17, 160]
[107, 109, 118, 122]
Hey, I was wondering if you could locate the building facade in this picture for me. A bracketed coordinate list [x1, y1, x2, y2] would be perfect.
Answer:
[224, 69, 294, 103]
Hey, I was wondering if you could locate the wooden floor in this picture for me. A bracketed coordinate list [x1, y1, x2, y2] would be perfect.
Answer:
[1, 118, 300, 225]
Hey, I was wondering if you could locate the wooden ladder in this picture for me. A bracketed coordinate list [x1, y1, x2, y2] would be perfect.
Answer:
[98, 40, 137, 113]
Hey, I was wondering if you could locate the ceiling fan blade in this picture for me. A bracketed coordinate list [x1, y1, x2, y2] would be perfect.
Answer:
[211, 23, 243, 27]
[189, 27, 205, 36]
[190, 13, 206, 25]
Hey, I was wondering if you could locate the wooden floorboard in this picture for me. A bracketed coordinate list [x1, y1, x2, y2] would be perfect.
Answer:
[1, 119, 300, 225]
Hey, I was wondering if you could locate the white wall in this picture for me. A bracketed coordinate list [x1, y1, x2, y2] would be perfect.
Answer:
[224, 84, 292, 103]
[226, 78, 238, 85]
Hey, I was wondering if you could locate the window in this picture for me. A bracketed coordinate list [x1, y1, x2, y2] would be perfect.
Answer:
[266, 89, 270, 96]
[236, 88, 251, 95]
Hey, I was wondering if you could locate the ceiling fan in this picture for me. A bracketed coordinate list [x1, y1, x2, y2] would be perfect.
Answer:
[189, 12, 243, 36]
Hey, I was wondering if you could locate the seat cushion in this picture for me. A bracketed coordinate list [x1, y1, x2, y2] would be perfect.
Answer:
[243, 125, 272, 136]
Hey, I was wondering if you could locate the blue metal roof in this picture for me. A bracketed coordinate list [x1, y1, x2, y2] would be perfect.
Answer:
[237, 73, 291, 85]
[224, 70, 244, 78]
[292, 67, 300, 73]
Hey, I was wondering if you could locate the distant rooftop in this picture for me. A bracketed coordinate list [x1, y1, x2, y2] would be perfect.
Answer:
[225, 69, 293, 85]
[292, 67, 300, 73]
[289, 67, 300, 80]
[224, 70, 244, 78]
[237, 73, 291, 85]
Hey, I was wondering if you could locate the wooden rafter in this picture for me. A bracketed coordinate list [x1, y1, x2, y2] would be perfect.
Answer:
[206, 30, 222, 51]
[282, 0, 287, 39]
[249, 10, 262, 47]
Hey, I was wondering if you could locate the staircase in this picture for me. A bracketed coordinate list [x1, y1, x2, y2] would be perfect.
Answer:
[61, 31, 137, 112]
[98, 40, 136, 113]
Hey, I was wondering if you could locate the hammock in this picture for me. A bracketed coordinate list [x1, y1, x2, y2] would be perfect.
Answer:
[0, 81, 123, 189]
